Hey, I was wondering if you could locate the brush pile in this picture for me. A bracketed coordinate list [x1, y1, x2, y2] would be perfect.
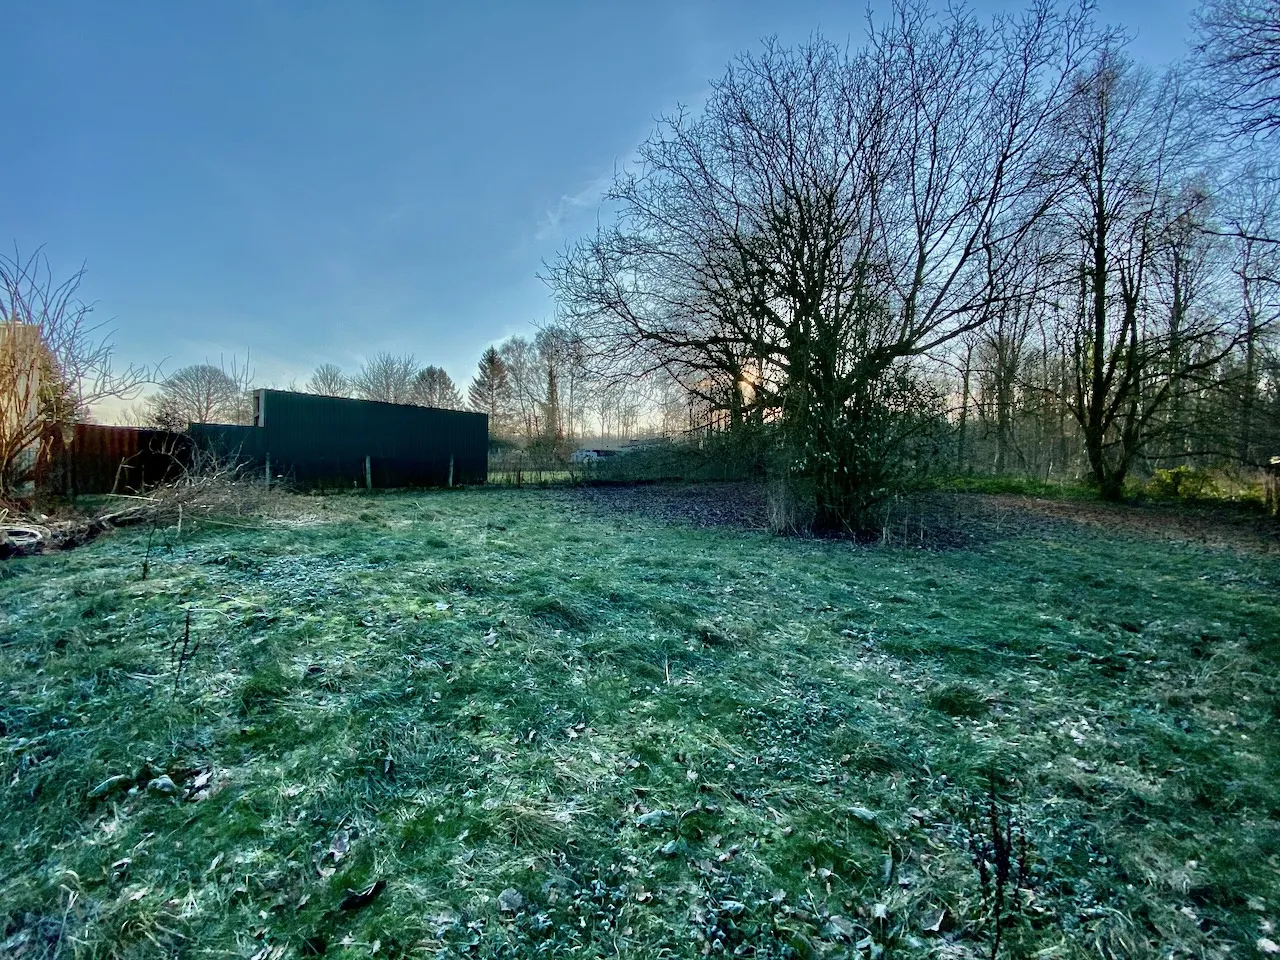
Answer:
[2, 454, 282, 559]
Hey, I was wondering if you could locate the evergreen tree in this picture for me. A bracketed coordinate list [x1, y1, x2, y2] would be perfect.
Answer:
[467, 346, 512, 432]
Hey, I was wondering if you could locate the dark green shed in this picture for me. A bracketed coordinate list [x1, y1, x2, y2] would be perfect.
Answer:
[191, 389, 487, 488]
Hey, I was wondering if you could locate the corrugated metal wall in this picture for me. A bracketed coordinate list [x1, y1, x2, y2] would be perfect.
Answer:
[33, 393, 485, 496]
[40, 424, 191, 496]
[186, 423, 263, 463]
[192, 390, 488, 488]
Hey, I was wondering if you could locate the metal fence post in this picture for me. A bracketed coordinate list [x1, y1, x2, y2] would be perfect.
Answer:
[449, 455, 454, 488]
[365, 455, 372, 491]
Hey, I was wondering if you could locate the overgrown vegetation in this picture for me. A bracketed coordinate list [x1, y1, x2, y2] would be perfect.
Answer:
[2, 452, 294, 560]
[1, 247, 148, 498]
[545, 1, 1280, 529]
[1, 487, 1276, 957]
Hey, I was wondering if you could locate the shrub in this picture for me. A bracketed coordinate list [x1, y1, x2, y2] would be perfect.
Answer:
[765, 476, 815, 535]
[1147, 465, 1217, 500]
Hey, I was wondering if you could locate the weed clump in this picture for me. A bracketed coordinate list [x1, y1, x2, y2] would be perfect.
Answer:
[960, 776, 1039, 959]
[693, 620, 735, 648]
[236, 663, 294, 715]
[528, 596, 594, 632]
[927, 682, 990, 718]
[766, 477, 816, 535]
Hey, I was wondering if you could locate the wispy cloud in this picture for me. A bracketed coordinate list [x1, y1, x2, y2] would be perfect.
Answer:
[535, 170, 614, 243]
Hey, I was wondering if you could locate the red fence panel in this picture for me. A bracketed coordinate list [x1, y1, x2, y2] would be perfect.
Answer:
[37, 424, 191, 496]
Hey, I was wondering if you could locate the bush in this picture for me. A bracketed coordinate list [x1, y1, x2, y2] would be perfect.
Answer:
[779, 367, 952, 533]
[765, 476, 815, 535]
[1147, 466, 1217, 500]
[933, 475, 1092, 498]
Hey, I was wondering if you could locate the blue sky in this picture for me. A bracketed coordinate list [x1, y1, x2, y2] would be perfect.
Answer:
[4, 0, 1197, 415]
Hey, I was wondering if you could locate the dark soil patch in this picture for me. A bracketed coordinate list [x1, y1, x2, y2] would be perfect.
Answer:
[557, 482, 991, 547]
[992, 494, 1280, 553]
[557, 482, 1018, 548]
[556, 482, 769, 531]
[555, 482, 1279, 553]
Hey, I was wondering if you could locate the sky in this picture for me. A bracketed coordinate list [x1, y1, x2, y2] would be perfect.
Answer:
[3, 0, 1199, 420]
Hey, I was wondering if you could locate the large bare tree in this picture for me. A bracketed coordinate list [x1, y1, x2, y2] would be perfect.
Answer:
[1048, 53, 1246, 498]
[150, 362, 251, 429]
[551, 2, 1101, 529]
[1194, 0, 1280, 140]
[307, 362, 352, 398]
[498, 336, 545, 441]
[352, 352, 418, 404]
[0, 247, 147, 496]
[1221, 165, 1280, 463]
[535, 325, 590, 443]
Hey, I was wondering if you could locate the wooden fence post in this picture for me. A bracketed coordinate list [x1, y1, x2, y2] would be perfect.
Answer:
[449, 455, 454, 488]
[365, 455, 372, 491]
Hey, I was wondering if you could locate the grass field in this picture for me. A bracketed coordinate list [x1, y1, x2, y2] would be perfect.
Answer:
[1, 486, 1277, 958]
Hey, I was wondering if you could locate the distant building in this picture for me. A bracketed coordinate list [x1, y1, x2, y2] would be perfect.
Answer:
[570, 448, 619, 464]
[0, 322, 61, 493]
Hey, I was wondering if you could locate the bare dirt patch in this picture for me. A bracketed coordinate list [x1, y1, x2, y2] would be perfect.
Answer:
[557, 481, 1279, 552]
[555, 482, 770, 531]
[991, 493, 1280, 553]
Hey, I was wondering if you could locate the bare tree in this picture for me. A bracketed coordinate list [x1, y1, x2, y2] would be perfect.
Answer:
[1193, 0, 1280, 140]
[976, 300, 1039, 474]
[307, 362, 351, 397]
[498, 336, 545, 441]
[352, 352, 418, 404]
[535, 364, 564, 456]
[552, 3, 1101, 529]
[536, 324, 592, 442]
[1222, 165, 1280, 462]
[1050, 53, 1241, 498]
[151, 362, 250, 429]
[0, 247, 148, 496]
[651, 370, 689, 437]
[410, 365, 464, 409]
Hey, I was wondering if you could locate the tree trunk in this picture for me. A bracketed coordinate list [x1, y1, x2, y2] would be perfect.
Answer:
[995, 338, 1013, 475]
[1239, 283, 1258, 464]
[957, 342, 973, 474]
